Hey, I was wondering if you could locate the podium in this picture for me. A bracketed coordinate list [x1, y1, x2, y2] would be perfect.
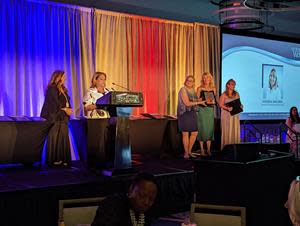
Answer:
[96, 91, 143, 175]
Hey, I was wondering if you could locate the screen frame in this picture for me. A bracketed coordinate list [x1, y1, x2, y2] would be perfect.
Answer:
[220, 28, 300, 121]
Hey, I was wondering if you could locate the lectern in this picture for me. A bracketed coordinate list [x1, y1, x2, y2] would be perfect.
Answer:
[96, 91, 143, 175]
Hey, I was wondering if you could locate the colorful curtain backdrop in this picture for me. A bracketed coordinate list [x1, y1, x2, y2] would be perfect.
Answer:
[0, 0, 220, 117]
[194, 23, 221, 116]
[94, 10, 194, 115]
[194, 23, 220, 97]
[0, 0, 93, 116]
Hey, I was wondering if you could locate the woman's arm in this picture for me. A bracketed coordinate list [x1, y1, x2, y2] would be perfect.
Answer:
[181, 88, 206, 107]
[286, 118, 293, 131]
[236, 92, 243, 109]
[45, 86, 60, 112]
[213, 88, 218, 103]
[196, 87, 201, 99]
[84, 104, 97, 111]
[83, 90, 97, 112]
[219, 93, 232, 112]
[62, 107, 73, 116]
[42, 87, 61, 121]
[285, 117, 299, 136]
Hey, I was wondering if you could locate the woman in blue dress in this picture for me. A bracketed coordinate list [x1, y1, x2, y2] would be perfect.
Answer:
[177, 75, 206, 159]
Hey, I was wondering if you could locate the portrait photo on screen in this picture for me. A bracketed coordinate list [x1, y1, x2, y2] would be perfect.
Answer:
[222, 32, 300, 120]
[262, 64, 283, 102]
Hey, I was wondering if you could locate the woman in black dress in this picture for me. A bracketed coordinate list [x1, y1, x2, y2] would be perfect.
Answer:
[41, 70, 73, 166]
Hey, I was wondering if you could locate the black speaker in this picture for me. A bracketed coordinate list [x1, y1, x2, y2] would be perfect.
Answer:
[194, 149, 295, 226]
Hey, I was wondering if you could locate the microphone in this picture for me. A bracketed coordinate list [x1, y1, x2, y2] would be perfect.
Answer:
[112, 82, 131, 92]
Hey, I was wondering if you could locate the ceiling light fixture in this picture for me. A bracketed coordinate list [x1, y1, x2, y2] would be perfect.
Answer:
[211, 0, 270, 30]
[243, 0, 300, 12]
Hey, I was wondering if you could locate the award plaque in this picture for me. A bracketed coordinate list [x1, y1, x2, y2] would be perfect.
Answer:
[202, 91, 216, 105]
[225, 98, 243, 116]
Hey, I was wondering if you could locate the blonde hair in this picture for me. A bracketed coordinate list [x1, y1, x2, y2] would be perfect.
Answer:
[200, 72, 215, 89]
[47, 70, 67, 93]
[184, 75, 195, 88]
[90, 72, 107, 88]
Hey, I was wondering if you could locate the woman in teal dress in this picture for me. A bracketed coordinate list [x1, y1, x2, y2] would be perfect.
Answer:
[196, 72, 216, 156]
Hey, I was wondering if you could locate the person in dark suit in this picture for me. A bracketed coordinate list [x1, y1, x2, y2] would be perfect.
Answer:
[92, 172, 158, 226]
[41, 70, 73, 167]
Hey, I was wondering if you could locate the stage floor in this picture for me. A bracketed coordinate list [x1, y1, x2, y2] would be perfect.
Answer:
[0, 159, 193, 192]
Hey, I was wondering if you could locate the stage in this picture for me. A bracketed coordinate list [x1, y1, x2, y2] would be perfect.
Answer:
[0, 118, 299, 226]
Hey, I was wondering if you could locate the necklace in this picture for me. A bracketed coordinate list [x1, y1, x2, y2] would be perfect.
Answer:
[129, 209, 145, 226]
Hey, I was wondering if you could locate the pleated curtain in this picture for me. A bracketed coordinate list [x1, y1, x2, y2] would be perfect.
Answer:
[0, 0, 220, 116]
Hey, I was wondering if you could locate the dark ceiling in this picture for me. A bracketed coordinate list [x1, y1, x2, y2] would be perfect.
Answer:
[49, 0, 300, 38]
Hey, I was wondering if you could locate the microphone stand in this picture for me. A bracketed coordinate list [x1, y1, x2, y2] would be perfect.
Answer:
[112, 83, 131, 92]
[243, 120, 263, 144]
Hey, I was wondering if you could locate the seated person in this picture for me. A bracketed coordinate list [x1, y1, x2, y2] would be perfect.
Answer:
[91, 172, 158, 226]
[83, 72, 110, 118]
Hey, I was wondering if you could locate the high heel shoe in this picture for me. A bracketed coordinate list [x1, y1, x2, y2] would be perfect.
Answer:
[184, 154, 189, 159]
[192, 150, 202, 156]
[189, 153, 197, 158]
[200, 150, 207, 156]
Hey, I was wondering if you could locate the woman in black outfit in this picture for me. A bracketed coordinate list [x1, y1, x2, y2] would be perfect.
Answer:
[41, 70, 73, 166]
